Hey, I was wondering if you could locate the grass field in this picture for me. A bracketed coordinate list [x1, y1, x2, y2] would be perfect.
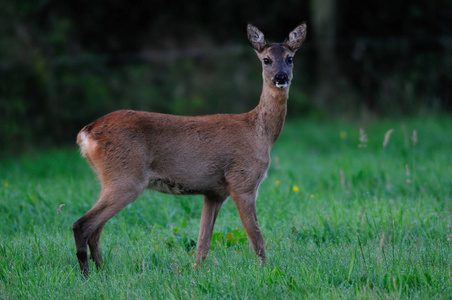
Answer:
[1, 116, 451, 299]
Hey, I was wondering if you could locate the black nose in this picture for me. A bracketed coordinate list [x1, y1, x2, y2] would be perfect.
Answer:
[275, 72, 288, 83]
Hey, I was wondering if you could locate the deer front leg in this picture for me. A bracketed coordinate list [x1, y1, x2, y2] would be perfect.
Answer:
[196, 195, 225, 264]
[231, 192, 266, 264]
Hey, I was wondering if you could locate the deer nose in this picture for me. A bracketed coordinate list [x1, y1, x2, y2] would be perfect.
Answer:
[275, 72, 288, 84]
[274, 72, 289, 88]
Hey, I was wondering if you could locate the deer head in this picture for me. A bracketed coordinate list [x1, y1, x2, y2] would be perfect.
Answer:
[247, 23, 307, 89]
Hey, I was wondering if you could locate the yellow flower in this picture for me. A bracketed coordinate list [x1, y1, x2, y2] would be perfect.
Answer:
[276, 180, 280, 185]
[292, 185, 299, 192]
[4, 182, 8, 188]
[340, 131, 348, 140]
[310, 194, 315, 199]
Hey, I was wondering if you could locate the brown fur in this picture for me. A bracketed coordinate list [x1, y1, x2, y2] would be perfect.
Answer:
[73, 22, 307, 277]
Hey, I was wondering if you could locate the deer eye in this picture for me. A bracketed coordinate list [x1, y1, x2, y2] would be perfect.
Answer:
[263, 58, 272, 65]
[286, 57, 293, 64]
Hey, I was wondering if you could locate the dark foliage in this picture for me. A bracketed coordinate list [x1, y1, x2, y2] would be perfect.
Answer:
[0, 0, 450, 152]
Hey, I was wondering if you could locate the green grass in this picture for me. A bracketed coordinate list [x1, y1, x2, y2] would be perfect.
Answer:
[1, 116, 451, 299]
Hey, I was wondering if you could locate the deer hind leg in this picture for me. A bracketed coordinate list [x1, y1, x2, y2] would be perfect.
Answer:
[196, 194, 225, 264]
[87, 222, 106, 269]
[230, 191, 266, 264]
[72, 183, 144, 277]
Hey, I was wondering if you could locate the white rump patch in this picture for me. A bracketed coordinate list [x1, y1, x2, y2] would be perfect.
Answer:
[79, 131, 96, 157]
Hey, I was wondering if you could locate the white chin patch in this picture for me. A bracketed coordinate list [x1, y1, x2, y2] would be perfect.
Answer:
[276, 83, 288, 89]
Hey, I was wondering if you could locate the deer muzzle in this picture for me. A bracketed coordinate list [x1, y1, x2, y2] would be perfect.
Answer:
[274, 72, 289, 89]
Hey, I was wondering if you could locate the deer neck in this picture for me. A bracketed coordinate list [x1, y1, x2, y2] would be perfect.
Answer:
[254, 83, 288, 145]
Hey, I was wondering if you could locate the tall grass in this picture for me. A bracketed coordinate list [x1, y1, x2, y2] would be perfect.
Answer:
[1, 116, 451, 299]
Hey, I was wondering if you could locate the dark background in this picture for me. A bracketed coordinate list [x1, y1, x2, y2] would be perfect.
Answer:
[1, 0, 451, 152]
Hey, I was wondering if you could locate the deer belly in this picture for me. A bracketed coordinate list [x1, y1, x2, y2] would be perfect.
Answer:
[148, 178, 199, 195]
[147, 170, 228, 196]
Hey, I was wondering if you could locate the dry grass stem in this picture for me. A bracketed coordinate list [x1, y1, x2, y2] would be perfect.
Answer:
[56, 204, 65, 214]
[411, 130, 418, 146]
[383, 128, 394, 148]
[358, 128, 369, 148]
[405, 165, 411, 184]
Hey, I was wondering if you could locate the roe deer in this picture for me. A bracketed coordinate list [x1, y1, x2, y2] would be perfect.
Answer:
[73, 22, 307, 277]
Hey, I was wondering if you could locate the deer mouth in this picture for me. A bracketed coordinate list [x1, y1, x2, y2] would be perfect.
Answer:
[275, 82, 288, 89]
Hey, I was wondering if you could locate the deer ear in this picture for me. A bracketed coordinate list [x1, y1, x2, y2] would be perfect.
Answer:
[283, 23, 307, 52]
[247, 23, 268, 52]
